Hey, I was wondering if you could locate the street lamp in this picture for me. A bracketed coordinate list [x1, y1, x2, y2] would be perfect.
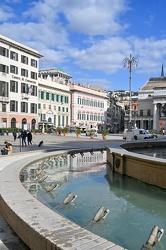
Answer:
[123, 54, 139, 130]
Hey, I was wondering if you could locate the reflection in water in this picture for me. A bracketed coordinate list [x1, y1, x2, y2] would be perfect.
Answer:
[20, 151, 166, 250]
[128, 147, 166, 159]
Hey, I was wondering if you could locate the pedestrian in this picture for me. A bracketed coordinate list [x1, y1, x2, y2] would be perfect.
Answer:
[27, 131, 32, 145]
[1, 141, 12, 155]
[6, 129, 8, 136]
[21, 129, 27, 146]
[163, 128, 165, 136]
[13, 130, 17, 141]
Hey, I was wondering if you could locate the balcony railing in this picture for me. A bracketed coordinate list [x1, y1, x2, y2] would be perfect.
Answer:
[0, 96, 10, 103]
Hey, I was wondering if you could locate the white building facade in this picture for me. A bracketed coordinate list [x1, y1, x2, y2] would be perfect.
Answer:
[0, 34, 42, 130]
[70, 83, 108, 131]
[38, 69, 71, 131]
[138, 77, 166, 131]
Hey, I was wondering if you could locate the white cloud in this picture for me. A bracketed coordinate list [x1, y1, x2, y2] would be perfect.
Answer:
[60, 0, 129, 36]
[1, 0, 166, 89]
[0, 5, 15, 21]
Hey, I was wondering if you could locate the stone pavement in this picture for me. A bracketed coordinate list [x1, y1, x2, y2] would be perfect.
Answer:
[0, 132, 124, 250]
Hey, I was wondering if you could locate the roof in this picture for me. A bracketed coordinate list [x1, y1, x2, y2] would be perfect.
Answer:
[140, 77, 166, 91]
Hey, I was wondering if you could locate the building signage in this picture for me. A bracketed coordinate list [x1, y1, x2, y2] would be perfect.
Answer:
[12, 75, 36, 84]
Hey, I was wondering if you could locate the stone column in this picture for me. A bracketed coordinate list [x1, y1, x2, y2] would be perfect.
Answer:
[153, 103, 158, 130]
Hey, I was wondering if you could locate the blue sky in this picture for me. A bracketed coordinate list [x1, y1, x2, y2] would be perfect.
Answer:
[1, 0, 166, 91]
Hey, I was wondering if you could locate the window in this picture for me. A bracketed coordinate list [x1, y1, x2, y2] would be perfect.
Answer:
[43, 104, 46, 109]
[31, 71, 37, 80]
[10, 65, 18, 74]
[41, 91, 44, 99]
[0, 64, 9, 73]
[31, 59, 37, 68]
[21, 102, 28, 113]
[10, 81, 18, 93]
[78, 98, 81, 104]
[62, 116, 65, 127]
[54, 106, 56, 111]
[65, 96, 69, 103]
[0, 81, 8, 97]
[30, 85, 37, 96]
[10, 51, 18, 61]
[56, 94, 59, 102]
[58, 115, 61, 126]
[62, 107, 65, 112]
[21, 68, 28, 77]
[147, 109, 151, 116]
[0, 47, 9, 57]
[58, 106, 61, 111]
[66, 116, 68, 126]
[21, 55, 28, 64]
[51, 93, 54, 101]
[41, 114, 46, 120]
[46, 92, 49, 100]
[38, 103, 41, 109]
[31, 103, 37, 113]
[66, 107, 68, 112]
[21, 83, 28, 93]
[10, 100, 18, 112]
[2, 103, 6, 112]
[140, 110, 143, 116]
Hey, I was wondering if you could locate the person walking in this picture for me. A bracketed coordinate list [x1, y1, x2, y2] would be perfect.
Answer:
[27, 131, 32, 145]
[13, 130, 17, 141]
[21, 129, 27, 146]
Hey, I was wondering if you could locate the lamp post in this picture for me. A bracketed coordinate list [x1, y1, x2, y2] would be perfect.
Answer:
[123, 54, 139, 130]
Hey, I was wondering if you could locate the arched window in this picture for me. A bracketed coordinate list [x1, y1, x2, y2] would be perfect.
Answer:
[22, 118, 27, 129]
[31, 119, 36, 130]
[11, 117, 16, 128]
[48, 117, 52, 123]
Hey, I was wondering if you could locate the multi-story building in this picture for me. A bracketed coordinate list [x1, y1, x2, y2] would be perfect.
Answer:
[0, 34, 42, 130]
[137, 73, 166, 131]
[69, 83, 108, 131]
[38, 69, 71, 131]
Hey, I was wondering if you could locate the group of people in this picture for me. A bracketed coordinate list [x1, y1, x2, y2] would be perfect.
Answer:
[20, 130, 33, 146]
[12, 130, 33, 146]
[1, 130, 33, 155]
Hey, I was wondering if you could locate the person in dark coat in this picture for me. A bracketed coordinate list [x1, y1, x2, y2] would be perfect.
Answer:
[21, 130, 27, 146]
[27, 131, 32, 145]
[13, 130, 17, 141]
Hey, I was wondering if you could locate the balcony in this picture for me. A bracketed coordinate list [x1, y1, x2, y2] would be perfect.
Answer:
[21, 93, 29, 100]
[0, 96, 10, 103]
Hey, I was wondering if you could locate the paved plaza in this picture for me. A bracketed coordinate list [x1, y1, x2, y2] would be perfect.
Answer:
[0, 132, 123, 250]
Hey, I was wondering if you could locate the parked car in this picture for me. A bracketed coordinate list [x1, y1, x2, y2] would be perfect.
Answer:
[123, 128, 154, 140]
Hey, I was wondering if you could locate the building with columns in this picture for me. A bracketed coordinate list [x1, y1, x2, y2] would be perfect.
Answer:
[69, 83, 109, 131]
[138, 75, 166, 131]
[134, 65, 166, 131]
[0, 34, 42, 130]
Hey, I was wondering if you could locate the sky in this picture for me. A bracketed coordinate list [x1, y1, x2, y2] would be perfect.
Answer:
[1, 0, 166, 91]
